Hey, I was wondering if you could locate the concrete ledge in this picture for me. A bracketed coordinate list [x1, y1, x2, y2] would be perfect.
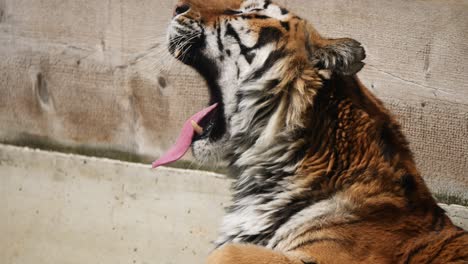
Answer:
[0, 144, 230, 264]
[439, 204, 468, 230]
[0, 144, 466, 264]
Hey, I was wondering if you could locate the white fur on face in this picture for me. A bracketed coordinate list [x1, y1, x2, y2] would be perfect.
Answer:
[188, 5, 290, 164]
[241, 0, 290, 20]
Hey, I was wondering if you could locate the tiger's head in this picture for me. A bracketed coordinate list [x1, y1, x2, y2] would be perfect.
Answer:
[168, 0, 365, 166]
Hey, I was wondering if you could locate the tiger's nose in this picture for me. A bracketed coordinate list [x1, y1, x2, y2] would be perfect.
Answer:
[173, 3, 190, 17]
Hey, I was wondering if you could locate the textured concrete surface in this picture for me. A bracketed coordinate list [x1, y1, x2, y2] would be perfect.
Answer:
[440, 204, 468, 230]
[0, 144, 230, 264]
[0, 0, 467, 200]
[0, 144, 467, 264]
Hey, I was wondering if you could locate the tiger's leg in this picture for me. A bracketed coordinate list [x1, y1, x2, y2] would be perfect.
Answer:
[206, 243, 313, 264]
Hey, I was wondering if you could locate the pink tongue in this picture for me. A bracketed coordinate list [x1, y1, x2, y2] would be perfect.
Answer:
[152, 103, 218, 168]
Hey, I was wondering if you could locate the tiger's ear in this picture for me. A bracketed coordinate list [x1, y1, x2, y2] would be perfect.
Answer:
[311, 38, 366, 76]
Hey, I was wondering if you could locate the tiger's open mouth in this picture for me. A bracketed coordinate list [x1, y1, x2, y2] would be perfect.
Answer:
[192, 107, 219, 141]
[152, 18, 226, 168]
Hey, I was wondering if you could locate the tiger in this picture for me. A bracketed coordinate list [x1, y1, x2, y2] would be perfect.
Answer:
[162, 0, 468, 263]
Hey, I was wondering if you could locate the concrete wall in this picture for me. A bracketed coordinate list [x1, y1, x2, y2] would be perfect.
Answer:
[1, 144, 467, 264]
[0, 0, 467, 199]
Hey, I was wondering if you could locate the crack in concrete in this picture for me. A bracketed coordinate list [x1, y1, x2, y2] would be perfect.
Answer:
[366, 64, 454, 96]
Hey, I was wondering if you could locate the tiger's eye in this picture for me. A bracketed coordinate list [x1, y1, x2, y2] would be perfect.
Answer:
[223, 9, 243, 15]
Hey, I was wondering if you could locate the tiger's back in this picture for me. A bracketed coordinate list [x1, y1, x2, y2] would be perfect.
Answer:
[259, 75, 468, 263]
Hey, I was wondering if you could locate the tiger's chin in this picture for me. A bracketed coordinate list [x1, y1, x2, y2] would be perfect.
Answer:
[191, 137, 228, 166]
